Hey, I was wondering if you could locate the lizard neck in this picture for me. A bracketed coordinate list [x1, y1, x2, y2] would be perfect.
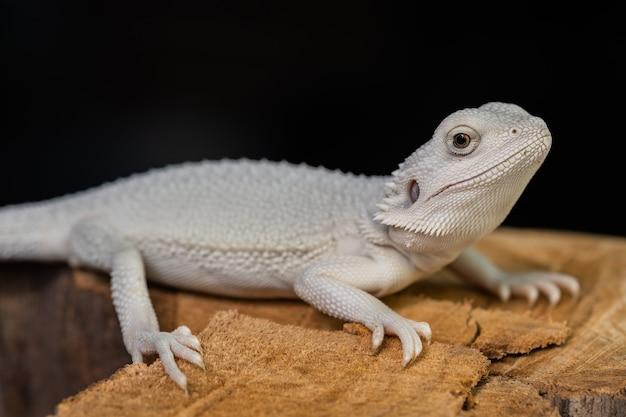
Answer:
[357, 210, 466, 276]
[386, 225, 468, 275]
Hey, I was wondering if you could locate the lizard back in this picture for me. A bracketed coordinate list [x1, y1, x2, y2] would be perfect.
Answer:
[104, 160, 384, 251]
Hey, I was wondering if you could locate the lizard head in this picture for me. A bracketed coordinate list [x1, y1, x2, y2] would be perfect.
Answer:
[374, 102, 551, 251]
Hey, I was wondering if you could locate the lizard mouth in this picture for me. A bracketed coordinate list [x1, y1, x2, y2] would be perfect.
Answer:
[426, 139, 550, 202]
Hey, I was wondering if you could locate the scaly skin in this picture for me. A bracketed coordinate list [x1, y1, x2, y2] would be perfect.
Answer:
[0, 102, 579, 391]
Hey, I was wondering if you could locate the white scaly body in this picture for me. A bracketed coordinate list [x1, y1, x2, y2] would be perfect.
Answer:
[0, 102, 580, 391]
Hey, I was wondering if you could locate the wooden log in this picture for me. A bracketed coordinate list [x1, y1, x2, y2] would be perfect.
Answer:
[404, 229, 626, 417]
[460, 376, 560, 417]
[55, 310, 491, 417]
[1, 228, 625, 417]
[0, 264, 128, 417]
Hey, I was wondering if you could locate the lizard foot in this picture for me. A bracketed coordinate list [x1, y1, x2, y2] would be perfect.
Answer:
[367, 309, 431, 367]
[494, 272, 580, 306]
[131, 325, 204, 392]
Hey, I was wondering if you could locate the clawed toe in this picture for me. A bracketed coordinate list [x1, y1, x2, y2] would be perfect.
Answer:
[175, 333, 203, 353]
[154, 339, 188, 392]
[497, 284, 511, 302]
[398, 326, 420, 367]
[367, 313, 429, 367]
[511, 284, 539, 305]
[535, 281, 561, 305]
[174, 325, 192, 336]
[133, 326, 205, 392]
[501, 272, 580, 305]
[410, 320, 432, 344]
[546, 273, 580, 298]
[371, 324, 385, 353]
[171, 341, 206, 370]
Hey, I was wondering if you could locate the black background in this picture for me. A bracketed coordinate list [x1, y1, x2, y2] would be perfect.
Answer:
[2, 2, 624, 235]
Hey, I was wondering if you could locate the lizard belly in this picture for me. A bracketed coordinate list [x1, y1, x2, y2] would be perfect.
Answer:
[138, 241, 331, 299]
[143, 253, 298, 298]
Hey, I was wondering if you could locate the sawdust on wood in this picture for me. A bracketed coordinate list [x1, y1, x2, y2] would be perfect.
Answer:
[55, 311, 490, 417]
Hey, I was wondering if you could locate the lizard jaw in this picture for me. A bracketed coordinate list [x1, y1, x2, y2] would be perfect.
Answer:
[426, 138, 550, 202]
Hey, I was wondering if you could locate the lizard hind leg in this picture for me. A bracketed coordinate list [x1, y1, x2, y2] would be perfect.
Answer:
[68, 218, 204, 392]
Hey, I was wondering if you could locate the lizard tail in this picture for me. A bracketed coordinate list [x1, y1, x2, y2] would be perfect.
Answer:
[0, 198, 78, 261]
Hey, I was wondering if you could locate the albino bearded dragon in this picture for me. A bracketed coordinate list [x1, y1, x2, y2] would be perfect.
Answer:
[0, 102, 579, 392]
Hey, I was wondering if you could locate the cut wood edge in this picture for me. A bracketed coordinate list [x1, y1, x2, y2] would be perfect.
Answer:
[460, 376, 560, 417]
[469, 308, 570, 359]
[382, 294, 571, 359]
[550, 393, 626, 417]
[478, 230, 626, 417]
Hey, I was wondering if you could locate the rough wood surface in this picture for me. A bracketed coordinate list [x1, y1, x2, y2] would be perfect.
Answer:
[56, 310, 490, 417]
[408, 229, 626, 417]
[1, 228, 626, 417]
[480, 231, 626, 417]
[0, 264, 128, 417]
[460, 376, 560, 417]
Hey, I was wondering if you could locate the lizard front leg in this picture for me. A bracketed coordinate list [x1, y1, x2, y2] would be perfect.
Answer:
[449, 247, 580, 305]
[294, 253, 431, 366]
[68, 219, 204, 392]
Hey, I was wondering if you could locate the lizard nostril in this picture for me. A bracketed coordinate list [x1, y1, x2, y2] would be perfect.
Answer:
[542, 134, 552, 147]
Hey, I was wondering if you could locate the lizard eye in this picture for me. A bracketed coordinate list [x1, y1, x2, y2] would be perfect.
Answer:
[446, 126, 480, 156]
[453, 133, 471, 148]
[408, 180, 419, 203]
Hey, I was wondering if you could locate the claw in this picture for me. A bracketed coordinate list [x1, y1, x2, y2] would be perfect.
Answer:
[131, 326, 203, 392]
[171, 341, 206, 370]
[535, 281, 561, 305]
[396, 326, 416, 367]
[367, 309, 428, 368]
[568, 280, 581, 299]
[401, 338, 413, 366]
[497, 271, 579, 306]
[176, 334, 203, 353]
[498, 284, 511, 302]
[175, 374, 189, 394]
[548, 274, 580, 299]
[511, 284, 538, 305]
[402, 351, 413, 367]
[372, 324, 384, 353]
[413, 331, 423, 358]
[174, 325, 192, 336]
[398, 325, 422, 367]
[131, 350, 143, 364]
[526, 286, 539, 305]
[155, 339, 188, 392]
[411, 321, 432, 344]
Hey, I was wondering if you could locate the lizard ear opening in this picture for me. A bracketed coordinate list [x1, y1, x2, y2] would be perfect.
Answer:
[408, 180, 419, 204]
